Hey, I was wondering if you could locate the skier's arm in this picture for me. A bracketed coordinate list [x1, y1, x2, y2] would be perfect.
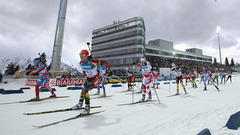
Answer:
[37, 67, 45, 73]
[93, 59, 112, 76]
[136, 63, 141, 67]
[26, 67, 36, 75]
[37, 63, 48, 73]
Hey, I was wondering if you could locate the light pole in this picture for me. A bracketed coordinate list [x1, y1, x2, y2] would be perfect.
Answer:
[216, 26, 222, 65]
[51, 0, 68, 70]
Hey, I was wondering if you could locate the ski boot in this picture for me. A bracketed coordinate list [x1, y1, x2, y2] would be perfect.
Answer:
[204, 86, 207, 91]
[49, 91, 56, 98]
[82, 104, 90, 114]
[175, 90, 179, 95]
[146, 94, 152, 101]
[31, 95, 39, 101]
[184, 88, 188, 94]
[72, 102, 83, 110]
[139, 94, 145, 102]
[103, 92, 106, 97]
[95, 89, 100, 95]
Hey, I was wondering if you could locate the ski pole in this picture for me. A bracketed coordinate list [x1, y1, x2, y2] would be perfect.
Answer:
[132, 77, 134, 103]
[153, 87, 161, 104]
[112, 75, 125, 82]
[99, 74, 119, 82]
[169, 75, 171, 93]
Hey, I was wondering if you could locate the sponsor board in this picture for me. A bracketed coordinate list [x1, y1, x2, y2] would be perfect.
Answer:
[105, 77, 143, 83]
[25, 79, 86, 86]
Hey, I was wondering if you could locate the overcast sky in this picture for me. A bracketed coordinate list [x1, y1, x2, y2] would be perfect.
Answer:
[0, 0, 240, 64]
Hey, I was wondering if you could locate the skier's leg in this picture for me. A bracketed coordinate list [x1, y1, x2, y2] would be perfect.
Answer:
[102, 77, 106, 96]
[140, 77, 147, 101]
[203, 78, 207, 90]
[31, 77, 44, 100]
[180, 78, 187, 94]
[31, 84, 40, 100]
[210, 79, 219, 91]
[176, 77, 180, 95]
[146, 77, 152, 100]
[226, 76, 229, 82]
[73, 77, 100, 111]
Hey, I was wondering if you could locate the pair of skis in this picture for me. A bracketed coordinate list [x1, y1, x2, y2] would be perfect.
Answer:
[0, 96, 69, 105]
[33, 110, 105, 128]
[166, 93, 190, 97]
[118, 99, 160, 106]
[25, 105, 104, 128]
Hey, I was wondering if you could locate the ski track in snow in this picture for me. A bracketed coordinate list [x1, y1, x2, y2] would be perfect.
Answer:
[0, 75, 240, 135]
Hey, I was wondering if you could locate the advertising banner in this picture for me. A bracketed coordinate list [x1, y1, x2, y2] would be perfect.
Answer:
[25, 79, 86, 86]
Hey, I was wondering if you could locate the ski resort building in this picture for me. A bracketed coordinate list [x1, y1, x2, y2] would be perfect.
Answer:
[145, 39, 212, 62]
[91, 17, 212, 70]
[91, 17, 146, 70]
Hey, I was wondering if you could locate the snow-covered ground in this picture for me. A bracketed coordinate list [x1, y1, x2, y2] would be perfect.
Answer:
[0, 75, 240, 135]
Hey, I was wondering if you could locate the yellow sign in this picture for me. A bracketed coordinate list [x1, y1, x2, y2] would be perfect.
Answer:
[105, 77, 143, 83]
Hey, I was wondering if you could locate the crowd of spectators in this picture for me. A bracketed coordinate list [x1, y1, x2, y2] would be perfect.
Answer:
[146, 56, 235, 74]
[109, 56, 236, 78]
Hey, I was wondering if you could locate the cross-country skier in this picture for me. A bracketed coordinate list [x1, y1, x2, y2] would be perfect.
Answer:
[202, 69, 219, 91]
[72, 49, 111, 114]
[220, 69, 226, 84]
[199, 71, 204, 84]
[136, 57, 153, 101]
[152, 67, 159, 89]
[122, 67, 134, 90]
[213, 68, 219, 86]
[185, 73, 191, 86]
[26, 58, 56, 100]
[207, 69, 212, 85]
[225, 71, 232, 83]
[96, 59, 108, 96]
[173, 66, 187, 95]
[191, 71, 197, 88]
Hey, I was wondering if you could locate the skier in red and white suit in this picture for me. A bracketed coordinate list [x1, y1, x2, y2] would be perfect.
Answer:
[122, 67, 134, 90]
[136, 57, 153, 101]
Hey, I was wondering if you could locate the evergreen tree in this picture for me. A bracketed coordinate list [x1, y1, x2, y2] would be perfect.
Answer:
[4, 62, 19, 75]
[14, 65, 19, 72]
[225, 57, 229, 66]
[230, 58, 235, 66]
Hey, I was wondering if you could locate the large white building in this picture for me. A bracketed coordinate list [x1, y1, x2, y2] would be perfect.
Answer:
[91, 17, 145, 70]
[145, 39, 212, 62]
[91, 17, 212, 70]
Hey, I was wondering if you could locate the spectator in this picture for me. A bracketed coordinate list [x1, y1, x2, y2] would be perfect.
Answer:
[61, 74, 66, 79]
[56, 74, 61, 79]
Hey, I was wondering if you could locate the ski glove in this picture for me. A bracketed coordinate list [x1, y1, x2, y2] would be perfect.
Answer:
[106, 70, 112, 76]
[25, 71, 30, 76]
